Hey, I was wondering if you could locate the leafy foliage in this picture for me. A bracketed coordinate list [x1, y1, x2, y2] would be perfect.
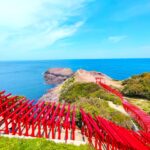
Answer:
[60, 82, 121, 104]
[0, 137, 90, 150]
[122, 73, 150, 99]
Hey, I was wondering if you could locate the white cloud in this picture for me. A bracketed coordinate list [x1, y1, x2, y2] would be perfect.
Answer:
[0, 0, 91, 51]
[13, 21, 84, 50]
[108, 35, 127, 43]
[0, 0, 42, 28]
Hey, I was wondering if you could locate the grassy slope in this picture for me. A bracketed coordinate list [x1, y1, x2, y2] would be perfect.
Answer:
[75, 98, 132, 129]
[0, 137, 90, 150]
[60, 80, 121, 105]
[59, 78, 133, 129]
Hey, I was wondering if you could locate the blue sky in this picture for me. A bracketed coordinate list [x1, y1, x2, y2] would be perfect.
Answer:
[0, 0, 150, 60]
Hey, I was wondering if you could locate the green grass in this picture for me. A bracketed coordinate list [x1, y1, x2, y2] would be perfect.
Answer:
[75, 98, 133, 129]
[0, 137, 90, 150]
[60, 82, 121, 105]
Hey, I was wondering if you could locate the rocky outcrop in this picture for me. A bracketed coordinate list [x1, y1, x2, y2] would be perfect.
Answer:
[74, 69, 110, 83]
[74, 69, 122, 88]
[44, 68, 73, 85]
[40, 68, 122, 102]
[39, 86, 61, 102]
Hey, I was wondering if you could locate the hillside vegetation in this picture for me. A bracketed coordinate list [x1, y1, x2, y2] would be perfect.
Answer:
[60, 80, 121, 105]
[122, 73, 150, 99]
[0, 137, 90, 150]
[60, 78, 133, 129]
[75, 98, 132, 129]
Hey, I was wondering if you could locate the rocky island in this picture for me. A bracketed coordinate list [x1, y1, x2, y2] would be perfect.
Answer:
[44, 68, 73, 85]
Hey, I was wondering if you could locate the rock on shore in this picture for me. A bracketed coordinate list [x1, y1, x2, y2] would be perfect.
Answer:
[44, 68, 73, 85]
[39, 86, 61, 102]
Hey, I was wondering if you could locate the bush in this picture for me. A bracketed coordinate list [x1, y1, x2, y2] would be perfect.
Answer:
[60, 82, 121, 105]
[122, 73, 150, 99]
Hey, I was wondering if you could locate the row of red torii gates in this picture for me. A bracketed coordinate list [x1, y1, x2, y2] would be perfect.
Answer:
[0, 78, 150, 150]
[96, 77, 150, 133]
[0, 93, 76, 140]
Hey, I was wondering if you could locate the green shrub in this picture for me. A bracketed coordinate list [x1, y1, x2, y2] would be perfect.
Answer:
[60, 82, 121, 105]
[122, 73, 150, 99]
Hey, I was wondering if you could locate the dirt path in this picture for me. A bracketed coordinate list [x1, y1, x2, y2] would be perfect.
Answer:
[108, 101, 128, 116]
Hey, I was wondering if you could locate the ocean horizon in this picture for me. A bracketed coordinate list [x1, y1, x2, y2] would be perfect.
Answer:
[0, 58, 150, 100]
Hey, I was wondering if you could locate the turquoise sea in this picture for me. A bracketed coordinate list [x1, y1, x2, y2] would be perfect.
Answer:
[0, 59, 150, 100]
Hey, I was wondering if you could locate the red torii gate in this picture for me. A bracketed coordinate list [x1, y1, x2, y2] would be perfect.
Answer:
[11, 100, 35, 135]
[41, 103, 55, 138]
[0, 95, 17, 112]
[63, 104, 70, 140]
[81, 109, 150, 150]
[123, 100, 150, 132]
[31, 104, 50, 137]
[71, 106, 76, 140]
[47, 103, 60, 139]
[55, 103, 66, 139]
[96, 77, 150, 132]
[24, 102, 45, 136]
[5, 99, 29, 135]
[0, 92, 76, 141]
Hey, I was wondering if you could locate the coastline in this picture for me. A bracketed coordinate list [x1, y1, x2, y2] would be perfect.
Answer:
[0, 59, 150, 100]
